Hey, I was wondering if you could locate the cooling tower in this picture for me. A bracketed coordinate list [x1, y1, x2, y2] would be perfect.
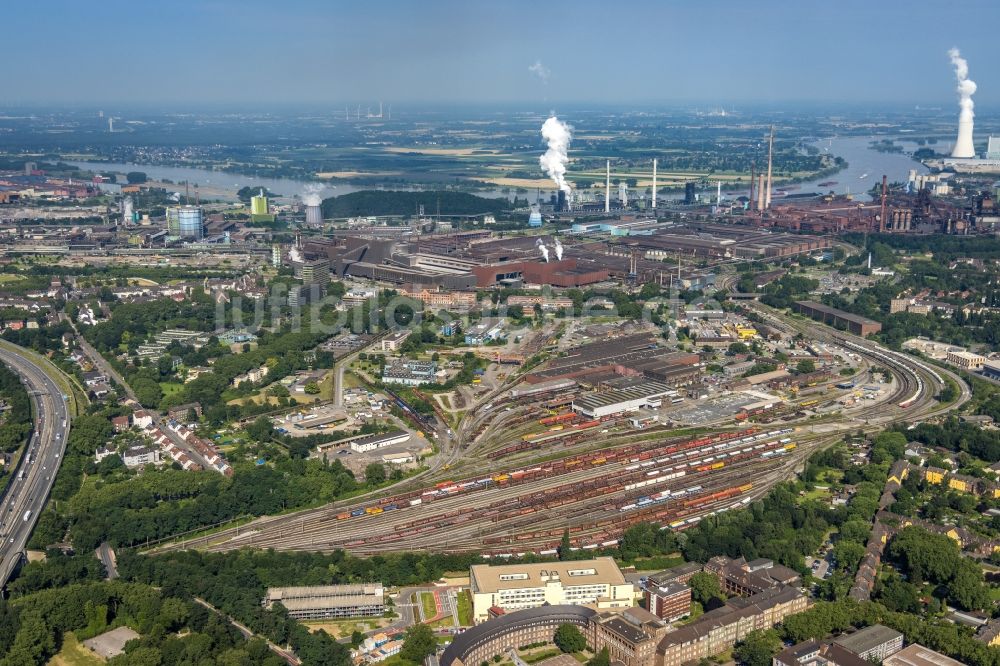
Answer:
[305, 204, 323, 225]
[952, 117, 975, 158]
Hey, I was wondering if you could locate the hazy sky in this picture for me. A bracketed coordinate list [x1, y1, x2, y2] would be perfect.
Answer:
[5, 0, 999, 108]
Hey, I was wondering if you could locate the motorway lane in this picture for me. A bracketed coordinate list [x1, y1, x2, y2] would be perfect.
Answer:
[0, 345, 72, 587]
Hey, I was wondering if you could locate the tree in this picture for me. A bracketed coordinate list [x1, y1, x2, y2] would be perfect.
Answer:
[365, 463, 387, 485]
[689, 572, 724, 607]
[246, 415, 275, 443]
[400, 623, 436, 663]
[588, 647, 610, 666]
[126, 171, 148, 184]
[553, 623, 586, 653]
[351, 630, 365, 648]
[131, 377, 163, 408]
[795, 359, 816, 374]
[559, 529, 572, 561]
[734, 630, 782, 666]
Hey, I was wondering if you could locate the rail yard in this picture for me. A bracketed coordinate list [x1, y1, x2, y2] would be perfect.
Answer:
[159, 304, 968, 558]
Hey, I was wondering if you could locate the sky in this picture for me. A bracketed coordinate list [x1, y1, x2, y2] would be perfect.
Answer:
[4, 0, 1000, 109]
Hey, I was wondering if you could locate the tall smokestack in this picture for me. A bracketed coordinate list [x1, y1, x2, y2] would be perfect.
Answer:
[949, 48, 977, 158]
[756, 174, 765, 212]
[749, 162, 756, 211]
[651, 159, 657, 210]
[765, 126, 774, 209]
[605, 160, 611, 213]
[879, 175, 888, 233]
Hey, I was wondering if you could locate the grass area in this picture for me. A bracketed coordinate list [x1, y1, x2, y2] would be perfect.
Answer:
[456, 590, 473, 626]
[800, 487, 832, 502]
[303, 617, 384, 638]
[48, 632, 104, 666]
[419, 591, 438, 620]
[428, 616, 455, 630]
[523, 650, 561, 664]
[160, 381, 184, 397]
[622, 554, 685, 571]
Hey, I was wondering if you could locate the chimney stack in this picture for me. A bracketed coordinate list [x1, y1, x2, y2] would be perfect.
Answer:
[652, 159, 657, 210]
[765, 126, 774, 209]
[605, 160, 611, 214]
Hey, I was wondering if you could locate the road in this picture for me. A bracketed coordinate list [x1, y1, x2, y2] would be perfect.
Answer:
[193, 596, 300, 665]
[0, 343, 72, 588]
[96, 542, 119, 579]
[71, 328, 217, 470]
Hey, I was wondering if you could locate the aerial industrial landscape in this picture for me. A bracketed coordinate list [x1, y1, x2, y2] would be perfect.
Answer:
[3, 2, 1000, 666]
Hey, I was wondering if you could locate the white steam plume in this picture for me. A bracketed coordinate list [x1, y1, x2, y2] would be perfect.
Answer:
[553, 237, 563, 261]
[539, 116, 573, 196]
[949, 47, 977, 122]
[529, 60, 551, 84]
[302, 183, 325, 207]
[536, 238, 550, 262]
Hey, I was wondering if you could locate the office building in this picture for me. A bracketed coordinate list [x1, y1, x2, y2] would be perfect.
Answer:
[774, 640, 870, 666]
[469, 557, 634, 623]
[295, 258, 331, 287]
[883, 644, 964, 666]
[946, 350, 985, 370]
[644, 582, 691, 622]
[832, 625, 903, 663]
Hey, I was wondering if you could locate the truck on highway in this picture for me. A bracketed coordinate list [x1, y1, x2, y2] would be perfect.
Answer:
[22, 510, 31, 522]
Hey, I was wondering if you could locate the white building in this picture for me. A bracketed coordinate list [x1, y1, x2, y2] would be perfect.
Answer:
[123, 444, 162, 468]
[350, 430, 410, 453]
[469, 557, 635, 623]
[572, 381, 677, 419]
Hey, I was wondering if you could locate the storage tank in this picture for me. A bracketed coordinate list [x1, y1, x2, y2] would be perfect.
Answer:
[177, 206, 203, 239]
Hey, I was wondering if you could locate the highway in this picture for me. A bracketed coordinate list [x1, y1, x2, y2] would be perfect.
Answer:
[0, 343, 72, 587]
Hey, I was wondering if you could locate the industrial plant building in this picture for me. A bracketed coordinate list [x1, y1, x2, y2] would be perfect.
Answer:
[572, 381, 678, 419]
[262, 584, 385, 620]
[469, 557, 634, 623]
[794, 302, 882, 337]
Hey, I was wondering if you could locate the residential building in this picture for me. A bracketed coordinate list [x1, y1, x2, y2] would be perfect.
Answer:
[232, 365, 269, 387]
[262, 584, 384, 620]
[123, 444, 162, 468]
[656, 585, 809, 666]
[381, 329, 412, 352]
[703, 556, 801, 596]
[469, 557, 634, 623]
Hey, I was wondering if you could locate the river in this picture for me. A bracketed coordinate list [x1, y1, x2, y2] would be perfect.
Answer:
[66, 136, 927, 205]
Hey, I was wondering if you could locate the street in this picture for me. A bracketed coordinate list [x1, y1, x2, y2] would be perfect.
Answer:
[0, 342, 72, 587]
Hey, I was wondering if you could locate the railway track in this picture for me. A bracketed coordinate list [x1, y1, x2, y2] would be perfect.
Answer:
[150, 301, 965, 558]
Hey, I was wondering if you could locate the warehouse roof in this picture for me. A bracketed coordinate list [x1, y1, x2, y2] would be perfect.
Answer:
[573, 381, 676, 411]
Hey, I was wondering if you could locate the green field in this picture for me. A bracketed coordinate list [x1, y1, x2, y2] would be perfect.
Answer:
[456, 589, 473, 626]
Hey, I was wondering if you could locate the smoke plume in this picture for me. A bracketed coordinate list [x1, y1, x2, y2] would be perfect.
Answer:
[553, 237, 563, 261]
[539, 116, 573, 195]
[302, 183, 325, 207]
[949, 47, 977, 122]
[536, 238, 550, 262]
[529, 60, 551, 84]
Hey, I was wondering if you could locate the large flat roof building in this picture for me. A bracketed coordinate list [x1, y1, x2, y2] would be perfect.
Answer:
[469, 557, 634, 623]
[794, 301, 882, 337]
[262, 584, 384, 620]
